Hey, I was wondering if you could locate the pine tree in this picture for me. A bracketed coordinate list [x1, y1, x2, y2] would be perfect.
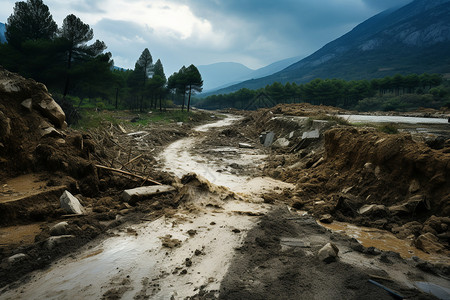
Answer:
[5, 0, 57, 47]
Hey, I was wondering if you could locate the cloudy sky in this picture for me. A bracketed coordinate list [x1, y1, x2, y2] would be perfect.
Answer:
[0, 0, 411, 75]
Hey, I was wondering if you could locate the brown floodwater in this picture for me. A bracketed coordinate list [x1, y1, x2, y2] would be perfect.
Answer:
[319, 220, 450, 264]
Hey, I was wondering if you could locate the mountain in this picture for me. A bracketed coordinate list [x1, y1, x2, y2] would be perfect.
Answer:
[198, 55, 304, 92]
[0, 23, 6, 43]
[212, 0, 450, 95]
[198, 62, 254, 92]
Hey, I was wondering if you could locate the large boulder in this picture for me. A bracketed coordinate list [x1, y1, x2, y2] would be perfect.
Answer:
[60, 190, 85, 214]
[35, 95, 65, 128]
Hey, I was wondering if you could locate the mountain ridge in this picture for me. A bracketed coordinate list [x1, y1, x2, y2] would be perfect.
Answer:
[210, 0, 450, 95]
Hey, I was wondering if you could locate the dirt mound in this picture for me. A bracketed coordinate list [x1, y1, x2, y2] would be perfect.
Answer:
[231, 103, 450, 253]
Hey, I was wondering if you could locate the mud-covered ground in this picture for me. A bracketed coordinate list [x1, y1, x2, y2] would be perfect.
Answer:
[1, 68, 450, 299]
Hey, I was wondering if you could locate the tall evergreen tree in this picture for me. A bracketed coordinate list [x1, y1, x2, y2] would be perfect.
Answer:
[5, 0, 57, 47]
[59, 14, 107, 97]
[133, 48, 153, 111]
[185, 64, 203, 112]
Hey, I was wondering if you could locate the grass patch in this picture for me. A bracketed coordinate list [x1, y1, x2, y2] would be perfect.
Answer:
[377, 123, 399, 134]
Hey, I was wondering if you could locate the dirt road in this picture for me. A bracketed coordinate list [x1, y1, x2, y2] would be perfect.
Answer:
[1, 115, 448, 300]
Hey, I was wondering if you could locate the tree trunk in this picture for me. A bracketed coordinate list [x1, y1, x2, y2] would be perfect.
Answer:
[63, 49, 73, 98]
[187, 84, 192, 112]
[115, 87, 119, 109]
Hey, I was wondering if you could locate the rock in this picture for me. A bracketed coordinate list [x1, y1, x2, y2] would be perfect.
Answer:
[60, 190, 85, 214]
[358, 204, 386, 215]
[272, 138, 290, 148]
[389, 195, 430, 215]
[302, 129, 320, 139]
[21, 98, 33, 112]
[318, 242, 339, 263]
[319, 214, 334, 224]
[238, 142, 254, 149]
[409, 179, 420, 193]
[364, 162, 374, 172]
[122, 185, 176, 203]
[44, 235, 75, 250]
[415, 233, 445, 253]
[0, 78, 20, 92]
[50, 221, 69, 236]
[391, 221, 423, 239]
[7, 253, 28, 264]
[35, 96, 66, 128]
[41, 126, 63, 138]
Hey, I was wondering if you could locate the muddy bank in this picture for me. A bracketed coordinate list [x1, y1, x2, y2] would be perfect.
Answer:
[221, 104, 450, 258]
[218, 208, 444, 300]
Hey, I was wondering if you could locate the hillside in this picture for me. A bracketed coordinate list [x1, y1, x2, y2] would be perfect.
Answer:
[0, 23, 6, 43]
[199, 56, 304, 92]
[212, 0, 450, 95]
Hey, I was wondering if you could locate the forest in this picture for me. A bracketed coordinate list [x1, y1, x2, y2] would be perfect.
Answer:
[0, 0, 203, 121]
[195, 73, 450, 111]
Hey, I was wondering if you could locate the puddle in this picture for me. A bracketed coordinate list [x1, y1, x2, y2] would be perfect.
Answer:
[0, 223, 42, 249]
[339, 114, 449, 124]
[319, 220, 450, 264]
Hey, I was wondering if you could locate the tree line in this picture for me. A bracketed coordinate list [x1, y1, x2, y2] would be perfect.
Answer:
[195, 73, 448, 111]
[0, 0, 203, 116]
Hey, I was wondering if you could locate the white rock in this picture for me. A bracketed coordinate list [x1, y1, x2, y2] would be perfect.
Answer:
[238, 143, 254, 149]
[60, 190, 85, 214]
[50, 222, 69, 236]
[21, 98, 33, 112]
[44, 235, 75, 250]
[272, 138, 290, 148]
[36, 96, 65, 128]
[7, 253, 28, 264]
[358, 204, 386, 215]
[318, 242, 339, 263]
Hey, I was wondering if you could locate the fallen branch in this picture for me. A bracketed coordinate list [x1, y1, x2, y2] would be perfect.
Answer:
[95, 164, 162, 185]
[122, 154, 143, 169]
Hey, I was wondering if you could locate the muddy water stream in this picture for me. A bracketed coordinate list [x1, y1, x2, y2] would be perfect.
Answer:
[0, 115, 293, 300]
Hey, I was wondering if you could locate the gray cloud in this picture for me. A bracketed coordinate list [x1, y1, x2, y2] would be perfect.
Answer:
[0, 0, 413, 75]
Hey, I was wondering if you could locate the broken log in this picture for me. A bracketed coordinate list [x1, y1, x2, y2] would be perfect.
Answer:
[122, 185, 176, 203]
[95, 164, 162, 185]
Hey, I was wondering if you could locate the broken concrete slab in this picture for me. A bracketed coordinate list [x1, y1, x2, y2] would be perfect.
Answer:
[50, 221, 69, 236]
[302, 129, 320, 140]
[122, 185, 176, 203]
[318, 242, 339, 263]
[60, 190, 85, 215]
[260, 131, 275, 147]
